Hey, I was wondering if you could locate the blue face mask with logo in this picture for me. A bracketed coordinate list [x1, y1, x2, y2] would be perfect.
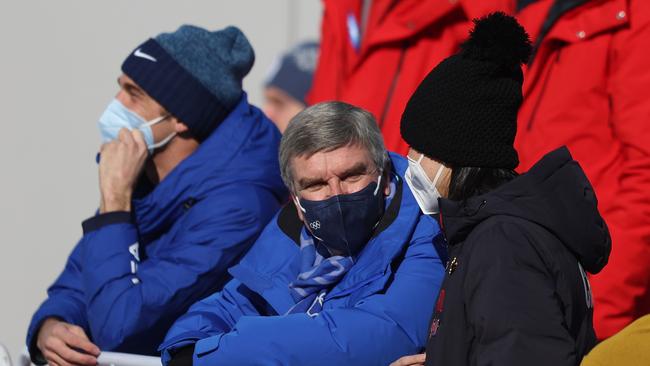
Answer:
[295, 175, 385, 257]
[97, 99, 175, 154]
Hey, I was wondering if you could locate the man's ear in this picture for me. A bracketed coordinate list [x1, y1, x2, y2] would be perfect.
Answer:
[171, 118, 190, 133]
[382, 171, 391, 196]
[291, 193, 306, 222]
[382, 160, 391, 196]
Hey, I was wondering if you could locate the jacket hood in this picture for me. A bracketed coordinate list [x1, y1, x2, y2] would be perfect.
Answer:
[440, 147, 610, 273]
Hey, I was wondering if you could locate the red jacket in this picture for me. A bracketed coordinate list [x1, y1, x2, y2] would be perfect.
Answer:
[308, 0, 511, 155]
[515, 0, 650, 339]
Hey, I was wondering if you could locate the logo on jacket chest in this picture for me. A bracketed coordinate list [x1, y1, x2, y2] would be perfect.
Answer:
[430, 288, 446, 337]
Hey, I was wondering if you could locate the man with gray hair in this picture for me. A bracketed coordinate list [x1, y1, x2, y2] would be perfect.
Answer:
[159, 101, 446, 365]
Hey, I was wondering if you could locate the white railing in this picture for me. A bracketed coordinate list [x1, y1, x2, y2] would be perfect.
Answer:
[0, 344, 12, 366]
[19, 349, 160, 366]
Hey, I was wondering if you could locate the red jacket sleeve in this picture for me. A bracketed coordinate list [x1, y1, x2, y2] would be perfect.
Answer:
[306, 0, 349, 106]
[591, 0, 650, 339]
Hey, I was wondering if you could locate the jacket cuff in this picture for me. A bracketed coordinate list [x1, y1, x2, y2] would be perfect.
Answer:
[167, 345, 195, 366]
[82, 211, 132, 234]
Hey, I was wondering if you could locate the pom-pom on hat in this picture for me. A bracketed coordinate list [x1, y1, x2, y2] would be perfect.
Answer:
[400, 12, 531, 169]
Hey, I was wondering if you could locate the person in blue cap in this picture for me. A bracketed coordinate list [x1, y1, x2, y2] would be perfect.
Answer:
[26, 25, 288, 365]
[262, 41, 318, 133]
[160, 101, 446, 366]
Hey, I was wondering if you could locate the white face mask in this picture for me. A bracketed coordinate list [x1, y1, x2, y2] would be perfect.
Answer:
[405, 154, 446, 215]
[98, 99, 176, 154]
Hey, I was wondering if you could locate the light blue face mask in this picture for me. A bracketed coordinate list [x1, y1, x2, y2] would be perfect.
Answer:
[97, 99, 176, 154]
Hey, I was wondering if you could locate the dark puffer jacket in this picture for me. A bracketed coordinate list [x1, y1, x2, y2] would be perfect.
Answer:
[425, 147, 611, 366]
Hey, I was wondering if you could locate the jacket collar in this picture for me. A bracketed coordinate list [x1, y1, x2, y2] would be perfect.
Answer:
[439, 146, 610, 274]
[526, 0, 628, 65]
[131, 93, 282, 240]
[330, 0, 513, 59]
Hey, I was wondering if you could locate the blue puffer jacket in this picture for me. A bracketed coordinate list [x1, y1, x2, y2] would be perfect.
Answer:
[160, 153, 447, 366]
[26, 94, 288, 358]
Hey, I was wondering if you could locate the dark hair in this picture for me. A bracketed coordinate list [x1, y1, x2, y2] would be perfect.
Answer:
[447, 166, 518, 202]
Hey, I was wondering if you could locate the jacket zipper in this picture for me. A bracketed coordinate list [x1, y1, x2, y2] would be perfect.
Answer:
[379, 43, 407, 128]
[526, 50, 561, 131]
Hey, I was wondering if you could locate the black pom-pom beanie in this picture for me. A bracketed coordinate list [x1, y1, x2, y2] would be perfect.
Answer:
[400, 12, 532, 169]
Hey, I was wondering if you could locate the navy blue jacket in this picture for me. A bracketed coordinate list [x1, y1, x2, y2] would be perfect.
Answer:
[160, 153, 447, 365]
[425, 147, 611, 366]
[26, 95, 288, 359]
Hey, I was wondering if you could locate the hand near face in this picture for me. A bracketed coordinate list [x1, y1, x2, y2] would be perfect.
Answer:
[36, 318, 100, 366]
[389, 353, 426, 366]
[98, 128, 148, 213]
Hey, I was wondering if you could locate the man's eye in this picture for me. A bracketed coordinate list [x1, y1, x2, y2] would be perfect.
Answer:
[305, 183, 326, 192]
[126, 87, 142, 98]
[344, 174, 363, 182]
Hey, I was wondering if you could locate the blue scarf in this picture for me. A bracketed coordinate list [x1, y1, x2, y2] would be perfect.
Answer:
[287, 228, 354, 316]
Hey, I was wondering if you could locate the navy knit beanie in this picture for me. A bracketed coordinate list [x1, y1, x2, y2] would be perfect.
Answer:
[121, 25, 255, 141]
[400, 12, 531, 169]
[265, 41, 319, 105]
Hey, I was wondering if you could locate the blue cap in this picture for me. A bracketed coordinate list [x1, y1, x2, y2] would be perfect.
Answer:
[122, 25, 255, 141]
[265, 41, 318, 105]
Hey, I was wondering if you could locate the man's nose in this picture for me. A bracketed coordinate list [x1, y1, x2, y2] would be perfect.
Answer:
[328, 180, 343, 197]
[116, 90, 133, 108]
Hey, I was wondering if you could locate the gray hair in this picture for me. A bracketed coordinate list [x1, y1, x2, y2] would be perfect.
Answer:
[279, 101, 388, 192]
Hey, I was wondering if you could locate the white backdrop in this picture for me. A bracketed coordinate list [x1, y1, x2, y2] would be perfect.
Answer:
[0, 0, 322, 360]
